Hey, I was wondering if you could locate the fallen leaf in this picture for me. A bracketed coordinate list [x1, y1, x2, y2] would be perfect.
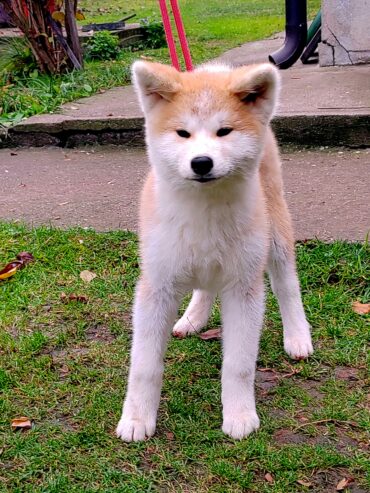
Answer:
[352, 301, 370, 315]
[264, 473, 274, 483]
[165, 432, 174, 440]
[0, 261, 21, 280]
[11, 417, 32, 432]
[0, 250, 33, 280]
[16, 252, 34, 266]
[71, 294, 88, 303]
[61, 292, 88, 303]
[80, 270, 97, 283]
[336, 477, 354, 490]
[297, 479, 312, 488]
[199, 328, 221, 340]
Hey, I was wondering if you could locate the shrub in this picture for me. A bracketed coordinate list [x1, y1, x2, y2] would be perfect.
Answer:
[0, 37, 38, 78]
[140, 20, 166, 49]
[85, 31, 120, 61]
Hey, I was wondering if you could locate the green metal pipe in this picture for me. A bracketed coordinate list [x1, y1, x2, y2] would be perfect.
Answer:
[307, 10, 321, 44]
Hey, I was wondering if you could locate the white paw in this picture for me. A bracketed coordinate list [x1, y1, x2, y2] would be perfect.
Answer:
[222, 411, 260, 440]
[172, 317, 201, 338]
[116, 413, 156, 442]
[284, 335, 313, 360]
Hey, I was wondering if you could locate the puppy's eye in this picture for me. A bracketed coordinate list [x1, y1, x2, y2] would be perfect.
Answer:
[216, 127, 233, 137]
[176, 129, 191, 138]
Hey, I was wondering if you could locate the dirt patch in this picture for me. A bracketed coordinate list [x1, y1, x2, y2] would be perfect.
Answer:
[334, 367, 360, 382]
[300, 380, 325, 401]
[121, 310, 132, 329]
[50, 347, 90, 361]
[85, 324, 116, 343]
[267, 409, 289, 423]
[310, 468, 367, 493]
[256, 370, 279, 392]
[139, 444, 159, 473]
[273, 428, 307, 445]
[48, 347, 90, 379]
[46, 413, 78, 432]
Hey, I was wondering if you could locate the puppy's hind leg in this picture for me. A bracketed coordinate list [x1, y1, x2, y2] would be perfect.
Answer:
[173, 289, 215, 338]
[261, 132, 313, 360]
[268, 218, 313, 360]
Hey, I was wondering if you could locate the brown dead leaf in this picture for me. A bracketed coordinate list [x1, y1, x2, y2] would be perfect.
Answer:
[0, 252, 34, 280]
[297, 479, 312, 488]
[0, 261, 21, 280]
[264, 473, 274, 483]
[199, 328, 222, 340]
[336, 477, 354, 491]
[165, 432, 174, 440]
[11, 417, 32, 432]
[80, 270, 97, 283]
[352, 301, 370, 315]
[16, 252, 34, 265]
[60, 292, 88, 303]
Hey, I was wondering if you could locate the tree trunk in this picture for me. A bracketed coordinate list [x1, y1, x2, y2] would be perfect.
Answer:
[0, 0, 83, 74]
[64, 0, 83, 67]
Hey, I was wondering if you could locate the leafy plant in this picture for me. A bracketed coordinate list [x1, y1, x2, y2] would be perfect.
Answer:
[85, 31, 120, 61]
[0, 60, 131, 126]
[0, 37, 38, 77]
[140, 20, 166, 49]
[1, 0, 83, 74]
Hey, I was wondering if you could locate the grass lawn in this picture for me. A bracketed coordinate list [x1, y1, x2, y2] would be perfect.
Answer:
[0, 222, 368, 492]
[0, 0, 320, 126]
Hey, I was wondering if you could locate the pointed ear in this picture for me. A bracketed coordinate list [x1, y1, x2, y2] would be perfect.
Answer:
[229, 63, 280, 124]
[132, 61, 182, 114]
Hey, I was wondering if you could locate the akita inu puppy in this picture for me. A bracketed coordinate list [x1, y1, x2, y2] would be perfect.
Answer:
[116, 61, 313, 442]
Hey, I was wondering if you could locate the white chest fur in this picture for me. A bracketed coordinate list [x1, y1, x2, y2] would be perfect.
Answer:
[142, 173, 269, 292]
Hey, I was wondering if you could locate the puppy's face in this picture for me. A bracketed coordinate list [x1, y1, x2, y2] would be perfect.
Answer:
[133, 62, 280, 187]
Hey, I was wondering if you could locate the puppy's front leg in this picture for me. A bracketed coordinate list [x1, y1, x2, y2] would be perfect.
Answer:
[221, 279, 265, 440]
[116, 277, 179, 442]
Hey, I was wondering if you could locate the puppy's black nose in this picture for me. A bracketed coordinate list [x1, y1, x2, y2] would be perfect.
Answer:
[191, 156, 213, 176]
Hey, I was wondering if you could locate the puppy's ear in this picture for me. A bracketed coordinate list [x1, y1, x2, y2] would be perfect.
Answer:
[229, 63, 280, 125]
[132, 61, 182, 114]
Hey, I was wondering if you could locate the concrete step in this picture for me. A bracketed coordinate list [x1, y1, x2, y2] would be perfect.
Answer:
[1, 63, 369, 149]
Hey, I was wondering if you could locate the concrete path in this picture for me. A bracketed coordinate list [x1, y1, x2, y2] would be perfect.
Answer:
[1, 146, 368, 241]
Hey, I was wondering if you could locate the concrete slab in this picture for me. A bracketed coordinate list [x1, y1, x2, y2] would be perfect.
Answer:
[0, 146, 368, 241]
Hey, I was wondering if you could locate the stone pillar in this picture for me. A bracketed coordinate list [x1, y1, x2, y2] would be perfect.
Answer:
[319, 0, 370, 66]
